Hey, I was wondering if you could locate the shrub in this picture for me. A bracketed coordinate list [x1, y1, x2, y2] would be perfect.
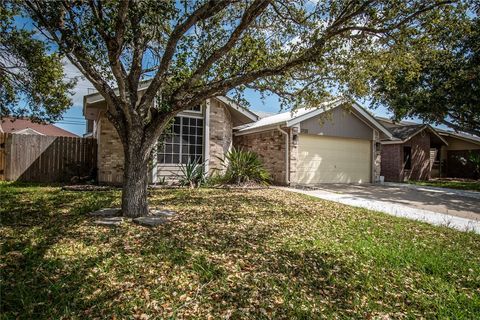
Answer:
[220, 147, 271, 185]
[178, 159, 206, 188]
[468, 152, 480, 179]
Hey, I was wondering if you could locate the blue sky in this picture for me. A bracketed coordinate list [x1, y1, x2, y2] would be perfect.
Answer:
[56, 62, 395, 137]
[13, 4, 459, 137]
[12, 13, 395, 136]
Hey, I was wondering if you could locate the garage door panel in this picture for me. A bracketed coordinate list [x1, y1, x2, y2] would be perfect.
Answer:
[296, 134, 371, 184]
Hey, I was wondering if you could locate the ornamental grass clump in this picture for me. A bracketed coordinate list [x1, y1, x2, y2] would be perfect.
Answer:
[178, 159, 206, 188]
[220, 148, 271, 185]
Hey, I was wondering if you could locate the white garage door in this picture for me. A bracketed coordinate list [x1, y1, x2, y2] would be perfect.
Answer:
[295, 134, 371, 184]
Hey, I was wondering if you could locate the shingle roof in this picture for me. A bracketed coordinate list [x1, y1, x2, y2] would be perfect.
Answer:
[0, 117, 78, 137]
[375, 116, 480, 144]
[234, 99, 344, 132]
[387, 124, 426, 140]
[436, 128, 480, 144]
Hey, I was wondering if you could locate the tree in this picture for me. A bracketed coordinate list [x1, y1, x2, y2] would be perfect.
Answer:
[368, 2, 479, 136]
[0, 2, 74, 122]
[18, 0, 462, 217]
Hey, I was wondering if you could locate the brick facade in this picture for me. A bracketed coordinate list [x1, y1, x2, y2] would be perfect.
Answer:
[381, 132, 431, 182]
[233, 129, 289, 184]
[208, 99, 233, 173]
[380, 144, 402, 182]
[95, 99, 236, 184]
[96, 114, 124, 185]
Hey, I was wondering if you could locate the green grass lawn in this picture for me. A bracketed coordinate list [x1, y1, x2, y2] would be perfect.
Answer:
[1, 182, 479, 319]
[407, 180, 480, 192]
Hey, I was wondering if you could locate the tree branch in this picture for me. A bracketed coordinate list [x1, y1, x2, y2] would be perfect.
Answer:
[24, 0, 125, 122]
[138, 0, 234, 110]
[180, 0, 270, 91]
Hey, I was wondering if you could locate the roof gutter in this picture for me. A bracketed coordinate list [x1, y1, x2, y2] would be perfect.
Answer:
[277, 126, 290, 185]
[233, 123, 285, 136]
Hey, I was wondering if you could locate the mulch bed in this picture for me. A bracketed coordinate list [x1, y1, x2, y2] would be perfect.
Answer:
[62, 184, 119, 192]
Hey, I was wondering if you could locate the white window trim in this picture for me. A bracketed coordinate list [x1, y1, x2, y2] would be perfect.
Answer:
[158, 116, 204, 165]
[182, 105, 203, 115]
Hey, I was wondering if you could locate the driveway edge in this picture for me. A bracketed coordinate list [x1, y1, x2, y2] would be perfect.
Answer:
[276, 186, 480, 234]
[383, 182, 480, 200]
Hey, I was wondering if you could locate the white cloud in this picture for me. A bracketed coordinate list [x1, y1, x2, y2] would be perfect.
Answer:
[62, 59, 94, 107]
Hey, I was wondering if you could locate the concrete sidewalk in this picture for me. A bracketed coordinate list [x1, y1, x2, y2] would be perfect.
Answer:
[277, 186, 480, 234]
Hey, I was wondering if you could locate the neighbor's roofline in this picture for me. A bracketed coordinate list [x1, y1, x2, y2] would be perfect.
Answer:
[376, 116, 480, 145]
[381, 125, 448, 146]
[13, 128, 45, 135]
[437, 131, 480, 145]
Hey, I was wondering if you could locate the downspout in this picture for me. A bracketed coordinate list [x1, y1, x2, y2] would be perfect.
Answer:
[204, 99, 211, 174]
[277, 126, 290, 185]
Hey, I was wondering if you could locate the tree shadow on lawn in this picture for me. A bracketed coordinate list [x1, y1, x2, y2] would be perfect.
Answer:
[211, 248, 357, 319]
[1, 189, 122, 318]
[137, 190, 361, 318]
[2, 187, 452, 318]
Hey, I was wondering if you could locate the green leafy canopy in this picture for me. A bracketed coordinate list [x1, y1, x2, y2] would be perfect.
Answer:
[16, 0, 475, 144]
[368, 1, 480, 136]
[0, 2, 75, 122]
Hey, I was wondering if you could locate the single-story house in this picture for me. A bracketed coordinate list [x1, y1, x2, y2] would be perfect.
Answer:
[0, 117, 78, 137]
[83, 92, 259, 184]
[83, 94, 392, 185]
[376, 117, 480, 181]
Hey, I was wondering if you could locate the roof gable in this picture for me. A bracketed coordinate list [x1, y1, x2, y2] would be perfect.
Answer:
[213, 96, 258, 123]
[388, 124, 426, 140]
[234, 99, 344, 133]
[382, 124, 448, 145]
[234, 98, 393, 139]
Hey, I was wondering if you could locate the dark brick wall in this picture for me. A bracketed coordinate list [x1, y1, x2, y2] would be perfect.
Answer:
[381, 144, 402, 182]
[402, 133, 431, 181]
[381, 132, 431, 182]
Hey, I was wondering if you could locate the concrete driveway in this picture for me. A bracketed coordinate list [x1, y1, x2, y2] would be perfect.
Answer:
[279, 183, 480, 233]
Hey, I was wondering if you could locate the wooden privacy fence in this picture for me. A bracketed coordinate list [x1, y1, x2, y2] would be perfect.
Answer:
[0, 133, 97, 183]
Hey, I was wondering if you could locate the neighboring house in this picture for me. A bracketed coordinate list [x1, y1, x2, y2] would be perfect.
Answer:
[436, 130, 480, 178]
[84, 92, 392, 185]
[377, 117, 480, 181]
[0, 117, 78, 137]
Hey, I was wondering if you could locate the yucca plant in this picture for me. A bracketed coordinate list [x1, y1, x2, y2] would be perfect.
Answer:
[220, 147, 271, 185]
[178, 158, 206, 189]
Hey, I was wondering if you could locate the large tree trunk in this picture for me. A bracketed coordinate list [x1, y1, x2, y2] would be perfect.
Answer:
[121, 140, 150, 218]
